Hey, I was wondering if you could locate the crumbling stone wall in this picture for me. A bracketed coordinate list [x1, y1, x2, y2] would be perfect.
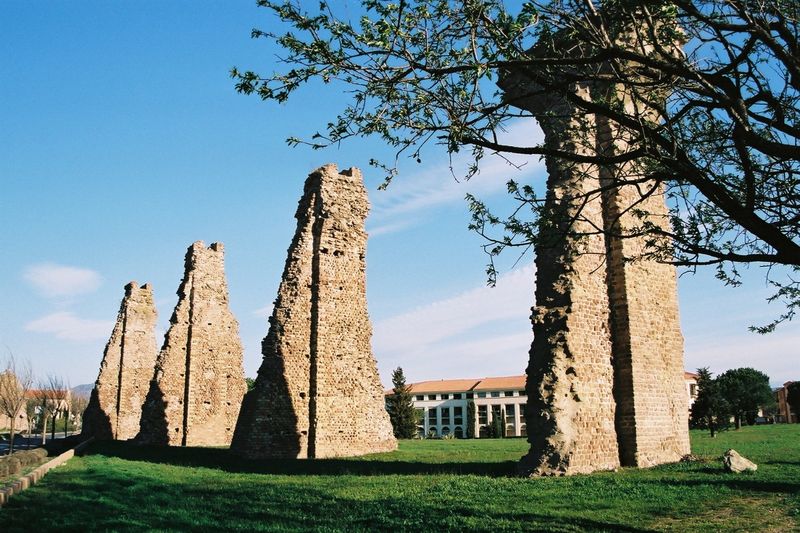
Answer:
[137, 242, 246, 447]
[503, 49, 689, 476]
[231, 164, 397, 459]
[83, 282, 158, 440]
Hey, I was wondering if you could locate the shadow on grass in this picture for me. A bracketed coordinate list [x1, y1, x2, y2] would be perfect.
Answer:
[86, 440, 520, 477]
[0, 464, 653, 532]
[654, 475, 800, 495]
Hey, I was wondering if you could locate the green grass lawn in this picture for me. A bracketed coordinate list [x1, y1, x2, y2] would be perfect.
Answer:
[0, 425, 797, 532]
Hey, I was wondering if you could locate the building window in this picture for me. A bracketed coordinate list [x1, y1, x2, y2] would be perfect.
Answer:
[466, 392, 474, 399]
[441, 407, 451, 424]
[478, 405, 488, 425]
[441, 393, 450, 400]
[490, 391, 500, 398]
[504, 391, 514, 397]
[453, 393, 462, 399]
[477, 392, 487, 398]
[505, 404, 515, 424]
[520, 403, 526, 419]
[428, 394, 437, 401]
[454, 426, 463, 438]
[519, 390, 527, 396]
[689, 384, 697, 397]
[454, 406, 463, 425]
[428, 409, 437, 426]
[428, 427, 438, 437]
[415, 395, 424, 401]
[441, 426, 451, 436]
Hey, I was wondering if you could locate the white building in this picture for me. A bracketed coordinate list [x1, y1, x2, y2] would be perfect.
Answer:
[390, 375, 528, 438]
[390, 372, 700, 439]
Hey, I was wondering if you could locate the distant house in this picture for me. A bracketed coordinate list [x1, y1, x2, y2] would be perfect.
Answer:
[685, 371, 699, 407]
[387, 372, 701, 438]
[0, 389, 73, 433]
[775, 382, 797, 423]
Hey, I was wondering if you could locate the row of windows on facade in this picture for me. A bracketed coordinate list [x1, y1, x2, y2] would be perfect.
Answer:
[415, 390, 525, 401]
[418, 404, 527, 437]
[419, 403, 525, 423]
[421, 425, 528, 438]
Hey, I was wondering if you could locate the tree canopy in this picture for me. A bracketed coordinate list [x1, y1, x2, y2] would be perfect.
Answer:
[689, 367, 730, 437]
[716, 367, 774, 429]
[233, 0, 799, 329]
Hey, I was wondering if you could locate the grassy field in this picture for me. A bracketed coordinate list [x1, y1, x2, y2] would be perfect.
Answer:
[0, 425, 797, 531]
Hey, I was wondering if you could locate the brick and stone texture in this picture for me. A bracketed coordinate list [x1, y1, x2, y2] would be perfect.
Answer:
[503, 57, 689, 476]
[231, 164, 397, 459]
[137, 241, 247, 447]
[83, 282, 158, 441]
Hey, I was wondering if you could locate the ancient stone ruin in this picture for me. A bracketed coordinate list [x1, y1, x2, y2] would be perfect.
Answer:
[231, 164, 397, 459]
[502, 38, 690, 475]
[83, 282, 158, 440]
[137, 241, 246, 447]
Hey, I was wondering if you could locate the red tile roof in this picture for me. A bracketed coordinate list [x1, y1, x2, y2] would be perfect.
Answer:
[472, 375, 526, 391]
[388, 371, 698, 395]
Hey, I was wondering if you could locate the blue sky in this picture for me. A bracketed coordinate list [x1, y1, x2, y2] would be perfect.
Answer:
[1, 1, 796, 389]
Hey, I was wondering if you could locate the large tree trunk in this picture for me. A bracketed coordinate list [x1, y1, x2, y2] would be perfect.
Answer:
[41, 416, 48, 445]
[735, 414, 742, 430]
[709, 421, 716, 438]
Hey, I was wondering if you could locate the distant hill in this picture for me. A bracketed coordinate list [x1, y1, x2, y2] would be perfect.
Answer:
[71, 383, 93, 399]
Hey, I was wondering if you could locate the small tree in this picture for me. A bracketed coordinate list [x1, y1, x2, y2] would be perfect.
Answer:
[36, 375, 67, 442]
[62, 381, 72, 438]
[0, 354, 34, 454]
[690, 368, 730, 438]
[717, 368, 775, 429]
[489, 406, 506, 439]
[386, 367, 417, 439]
[71, 395, 89, 434]
[466, 401, 476, 439]
[25, 398, 39, 446]
[786, 382, 800, 423]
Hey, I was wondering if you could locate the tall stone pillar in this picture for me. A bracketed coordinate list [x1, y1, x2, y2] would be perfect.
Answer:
[137, 241, 247, 447]
[83, 282, 158, 440]
[598, 110, 691, 467]
[231, 164, 397, 459]
[503, 45, 689, 476]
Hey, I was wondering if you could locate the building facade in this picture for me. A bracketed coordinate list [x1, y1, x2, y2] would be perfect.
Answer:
[392, 373, 700, 439]
[776, 381, 798, 423]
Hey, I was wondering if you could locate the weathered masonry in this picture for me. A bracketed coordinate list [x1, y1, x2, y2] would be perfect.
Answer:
[83, 282, 158, 440]
[137, 242, 246, 447]
[232, 164, 397, 459]
[502, 44, 690, 475]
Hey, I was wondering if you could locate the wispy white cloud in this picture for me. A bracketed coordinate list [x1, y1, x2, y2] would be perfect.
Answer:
[373, 264, 535, 385]
[252, 304, 271, 319]
[25, 312, 113, 342]
[366, 120, 546, 236]
[23, 263, 103, 298]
